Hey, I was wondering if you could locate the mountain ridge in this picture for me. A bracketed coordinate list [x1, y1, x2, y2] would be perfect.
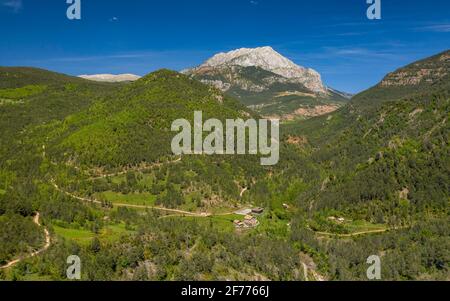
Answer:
[352, 49, 450, 106]
[183, 47, 349, 120]
[187, 46, 326, 93]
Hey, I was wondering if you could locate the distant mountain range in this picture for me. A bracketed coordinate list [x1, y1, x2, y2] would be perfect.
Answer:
[183, 46, 351, 120]
[79, 73, 141, 82]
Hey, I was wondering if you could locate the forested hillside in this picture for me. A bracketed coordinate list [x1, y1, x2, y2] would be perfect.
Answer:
[0, 51, 448, 281]
[282, 50, 449, 279]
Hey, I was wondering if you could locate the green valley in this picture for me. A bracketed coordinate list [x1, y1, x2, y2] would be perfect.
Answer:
[0, 50, 448, 281]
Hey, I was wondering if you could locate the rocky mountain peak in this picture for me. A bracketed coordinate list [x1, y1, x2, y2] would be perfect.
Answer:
[202, 46, 293, 70]
[191, 46, 326, 93]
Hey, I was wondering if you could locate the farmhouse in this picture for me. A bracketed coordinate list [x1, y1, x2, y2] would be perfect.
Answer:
[244, 215, 259, 227]
[234, 215, 259, 229]
[233, 220, 245, 228]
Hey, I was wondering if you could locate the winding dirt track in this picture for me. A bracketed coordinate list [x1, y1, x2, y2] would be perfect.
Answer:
[48, 151, 243, 218]
[51, 180, 213, 217]
[0, 213, 51, 270]
[313, 228, 395, 238]
[53, 176, 332, 281]
[314, 225, 410, 238]
[114, 203, 211, 217]
[51, 156, 216, 218]
[54, 182, 241, 219]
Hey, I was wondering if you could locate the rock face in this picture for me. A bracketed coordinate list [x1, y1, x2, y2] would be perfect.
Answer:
[353, 49, 450, 105]
[381, 50, 449, 87]
[79, 74, 141, 83]
[184, 46, 326, 94]
[183, 47, 349, 120]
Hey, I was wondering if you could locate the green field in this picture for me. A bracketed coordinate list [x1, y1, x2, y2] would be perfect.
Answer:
[97, 191, 157, 206]
[166, 214, 243, 232]
[310, 218, 389, 236]
[343, 220, 388, 233]
[53, 226, 95, 245]
[53, 223, 135, 246]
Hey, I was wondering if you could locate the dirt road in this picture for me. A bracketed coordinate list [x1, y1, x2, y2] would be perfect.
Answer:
[313, 228, 392, 238]
[52, 180, 214, 217]
[114, 203, 211, 217]
[0, 213, 51, 270]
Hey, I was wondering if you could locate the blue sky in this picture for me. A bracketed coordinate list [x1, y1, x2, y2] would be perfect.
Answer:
[0, 0, 449, 93]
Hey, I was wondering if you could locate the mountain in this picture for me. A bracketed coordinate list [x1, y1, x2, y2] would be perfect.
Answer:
[187, 46, 326, 93]
[353, 50, 450, 106]
[183, 47, 350, 120]
[1, 66, 97, 88]
[288, 49, 449, 210]
[79, 73, 141, 82]
[43, 70, 253, 170]
[1, 68, 289, 280]
[283, 50, 449, 280]
[277, 50, 450, 201]
[0, 67, 122, 162]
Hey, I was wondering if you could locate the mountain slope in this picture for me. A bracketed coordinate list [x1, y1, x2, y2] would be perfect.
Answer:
[0, 67, 95, 88]
[183, 47, 350, 120]
[353, 50, 450, 106]
[285, 50, 449, 215]
[44, 69, 252, 169]
[279, 50, 450, 280]
[20, 69, 269, 210]
[0, 67, 123, 166]
[0, 68, 265, 236]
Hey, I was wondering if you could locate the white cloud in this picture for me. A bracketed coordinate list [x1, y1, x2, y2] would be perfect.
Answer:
[308, 46, 405, 61]
[419, 24, 450, 33]
[2, 0, 22, 12]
